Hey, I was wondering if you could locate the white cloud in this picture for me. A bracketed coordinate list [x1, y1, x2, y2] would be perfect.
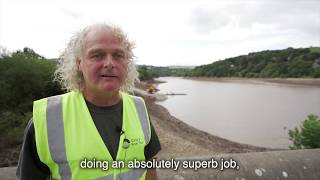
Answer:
[0, 0, 319, 66]
[189, 8, 230, 33]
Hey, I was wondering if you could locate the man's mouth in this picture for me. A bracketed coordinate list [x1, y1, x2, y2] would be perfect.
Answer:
[101, 74, 117, 78]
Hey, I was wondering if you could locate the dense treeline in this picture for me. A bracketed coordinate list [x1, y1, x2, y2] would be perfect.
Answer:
[137, 65, 192, 80]
[0, 47, 63, 153]
[191, 47, 320, 78]
[139, 47, 320, 79]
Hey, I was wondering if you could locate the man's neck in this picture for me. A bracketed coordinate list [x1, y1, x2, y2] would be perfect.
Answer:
[82, 88, 121, 107]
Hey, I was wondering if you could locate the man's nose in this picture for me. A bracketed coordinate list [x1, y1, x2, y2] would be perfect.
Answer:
[103, 54, 114, 69]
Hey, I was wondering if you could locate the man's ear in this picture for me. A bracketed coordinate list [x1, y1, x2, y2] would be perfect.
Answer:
[76, 58, 82, 71]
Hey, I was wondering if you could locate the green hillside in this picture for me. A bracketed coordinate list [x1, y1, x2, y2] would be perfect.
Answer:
[191, 47, 320, 78]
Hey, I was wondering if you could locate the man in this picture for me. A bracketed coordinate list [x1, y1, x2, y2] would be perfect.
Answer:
[17, 24, 161, 180]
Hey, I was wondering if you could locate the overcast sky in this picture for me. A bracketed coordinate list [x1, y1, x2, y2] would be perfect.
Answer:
[0, 0, 319, 66]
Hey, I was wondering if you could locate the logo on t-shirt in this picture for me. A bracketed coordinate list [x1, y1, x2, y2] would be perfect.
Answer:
[130, 138, 144, 146]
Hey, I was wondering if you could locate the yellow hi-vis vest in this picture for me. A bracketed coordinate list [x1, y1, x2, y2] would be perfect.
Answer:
[33, 91, 151, 180]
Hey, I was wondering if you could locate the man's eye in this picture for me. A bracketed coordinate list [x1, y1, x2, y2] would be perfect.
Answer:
[113, 53, 125, 60]
[91, 53, 103, 59]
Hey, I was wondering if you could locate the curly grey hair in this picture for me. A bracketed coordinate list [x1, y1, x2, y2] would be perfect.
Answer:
[54, 23, 139, 92]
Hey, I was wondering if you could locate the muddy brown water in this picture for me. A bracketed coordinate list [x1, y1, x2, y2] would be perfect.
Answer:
[156, 77, 320, 149]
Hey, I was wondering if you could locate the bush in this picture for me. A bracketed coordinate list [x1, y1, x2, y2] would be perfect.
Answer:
[0, 111, 31, 151]
[0, 47, 63, 113]
[288, 114, 320, 149]
[0, 47, 63, 152]
[138, 65, 153, 81]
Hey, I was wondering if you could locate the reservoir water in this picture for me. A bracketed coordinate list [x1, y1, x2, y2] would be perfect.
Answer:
[156, 77, 320, 149]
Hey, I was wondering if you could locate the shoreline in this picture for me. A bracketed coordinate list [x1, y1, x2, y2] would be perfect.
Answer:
[184, 77, 320, 87]
[146, 100, 274, 159]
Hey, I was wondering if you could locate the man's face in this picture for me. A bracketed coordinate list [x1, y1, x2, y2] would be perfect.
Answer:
[78, 29, 128, 94]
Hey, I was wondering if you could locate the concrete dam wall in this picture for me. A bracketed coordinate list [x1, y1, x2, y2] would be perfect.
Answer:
[1, 149, 319, 180]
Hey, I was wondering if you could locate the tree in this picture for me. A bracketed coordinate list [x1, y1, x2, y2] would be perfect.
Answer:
[188, 47, 320, 78]
[287, 60, 313, 77]
[0, 46, 10, 58]
[0, 48, 63, 153]
[288, 114, 320, 149]
[0, 49, 62, 113]
[138, 65, 153, 81]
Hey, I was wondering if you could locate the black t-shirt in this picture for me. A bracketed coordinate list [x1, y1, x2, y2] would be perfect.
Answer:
[16, 99, 161, 180]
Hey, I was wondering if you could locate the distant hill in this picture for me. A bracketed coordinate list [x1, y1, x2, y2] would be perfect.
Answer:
[137, 65, 193, 80]
[168, 65, 195, 69]
[190, 47, 320, 78]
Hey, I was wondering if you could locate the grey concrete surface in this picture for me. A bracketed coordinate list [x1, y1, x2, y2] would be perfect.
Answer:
[157, 149, 320, 180]
[0, 167, 17, 180]
[1, 149, 319, 180]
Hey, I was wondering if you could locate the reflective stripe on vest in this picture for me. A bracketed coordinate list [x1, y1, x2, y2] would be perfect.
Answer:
[44, 93, 150, 180]
[46, 95, 72, 180]
[132, 96, 151, 144]
[116, 168, 145, 180]
[95, 175, 114, 180]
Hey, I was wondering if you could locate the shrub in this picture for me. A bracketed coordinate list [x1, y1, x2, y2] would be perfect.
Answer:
[288, 114, 320, 149]
[0, 111, 31, 151]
